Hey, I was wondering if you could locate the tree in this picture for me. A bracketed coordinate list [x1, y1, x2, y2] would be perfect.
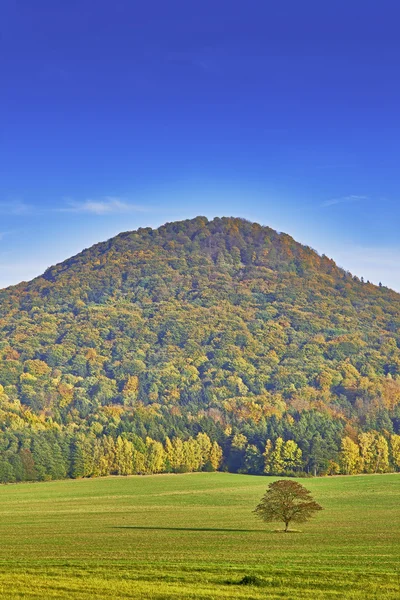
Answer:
[228, 433, 247, 472]
[182, 437, 201, 472]
[253, 480, 323, 532]
[358, 431, 375, 473]
[269, 437, 285, 474]
[391, 434, 400, 470]
[243, 444, 263, 474]
[115, 437, 134, 475]
[168, 438, 185, 472]
[209, 441, 223, 471]
[282, 440, 302, 472]
[196, 432, 212, 469]
[373, 434, 389, 473]
[340, 436, 360, 475]
[146, 437, 165, 474]
[264, 438, 302, 475]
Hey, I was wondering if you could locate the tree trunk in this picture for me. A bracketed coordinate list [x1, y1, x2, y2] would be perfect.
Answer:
[285, 521, 289, 532]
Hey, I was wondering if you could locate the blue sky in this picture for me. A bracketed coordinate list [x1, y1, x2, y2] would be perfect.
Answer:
[2, 0, 400, 289]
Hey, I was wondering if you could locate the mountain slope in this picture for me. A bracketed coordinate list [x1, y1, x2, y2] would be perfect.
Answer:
[0, 216, 399, 481]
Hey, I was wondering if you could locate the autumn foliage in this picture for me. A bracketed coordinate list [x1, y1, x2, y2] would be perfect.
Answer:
[0, 217, 399, 482]
[254, 480, 323, 531]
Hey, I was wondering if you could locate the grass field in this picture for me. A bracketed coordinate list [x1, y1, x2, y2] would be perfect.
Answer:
[0, 472, 399, 599]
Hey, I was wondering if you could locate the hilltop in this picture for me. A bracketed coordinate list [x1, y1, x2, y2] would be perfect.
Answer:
[0, 216, 399, 481]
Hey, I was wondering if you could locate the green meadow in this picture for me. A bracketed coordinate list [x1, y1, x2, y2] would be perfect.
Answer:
[0, 472, 398, 599]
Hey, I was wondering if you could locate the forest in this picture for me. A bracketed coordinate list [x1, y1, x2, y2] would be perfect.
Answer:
[1, 216, 400, 482]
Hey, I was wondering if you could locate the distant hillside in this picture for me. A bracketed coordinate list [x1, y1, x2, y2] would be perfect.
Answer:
[0, 216, 399, 482]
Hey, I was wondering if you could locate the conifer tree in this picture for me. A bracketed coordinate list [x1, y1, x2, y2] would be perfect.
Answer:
[243, 444, 263, 474]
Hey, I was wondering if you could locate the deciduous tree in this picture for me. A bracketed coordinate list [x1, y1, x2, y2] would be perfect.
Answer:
[254, 480, 323, 532]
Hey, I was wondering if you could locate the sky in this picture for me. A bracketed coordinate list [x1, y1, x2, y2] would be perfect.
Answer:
[2, 0, 400, 289]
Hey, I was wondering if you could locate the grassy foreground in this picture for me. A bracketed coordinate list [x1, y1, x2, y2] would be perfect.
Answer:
[0, 473, 399, 599]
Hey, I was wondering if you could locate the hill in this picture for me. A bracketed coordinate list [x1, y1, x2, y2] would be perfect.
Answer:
[0, 216, 400, 481]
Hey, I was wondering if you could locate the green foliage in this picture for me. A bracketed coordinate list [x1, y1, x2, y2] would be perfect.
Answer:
[254, 479, 323, 531]
[0, 216, 400, 480]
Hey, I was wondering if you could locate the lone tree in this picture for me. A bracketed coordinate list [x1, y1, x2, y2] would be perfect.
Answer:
[254, 480, 323, 532]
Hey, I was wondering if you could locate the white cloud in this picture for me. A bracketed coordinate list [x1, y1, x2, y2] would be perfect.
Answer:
[0, 201, 30, 215]
[321, 194, 367, 208]
[60, 197, 149, 215]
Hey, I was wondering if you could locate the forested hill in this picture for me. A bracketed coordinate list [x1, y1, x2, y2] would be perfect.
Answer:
[0, 216, 400, 483]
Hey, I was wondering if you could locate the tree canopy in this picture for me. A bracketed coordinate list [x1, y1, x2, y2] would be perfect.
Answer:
[254, 480, 323, 531]
[0, 216, 399, 482]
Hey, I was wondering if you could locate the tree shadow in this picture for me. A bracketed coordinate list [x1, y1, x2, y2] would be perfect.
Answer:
[111, 526, 264, 533]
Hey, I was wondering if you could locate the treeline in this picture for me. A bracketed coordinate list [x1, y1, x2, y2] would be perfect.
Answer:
[339, 432, 400, 475]
[1, 422, 400, 484]
[0, 430, 223, 483]
[222, 431, 400, 477]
